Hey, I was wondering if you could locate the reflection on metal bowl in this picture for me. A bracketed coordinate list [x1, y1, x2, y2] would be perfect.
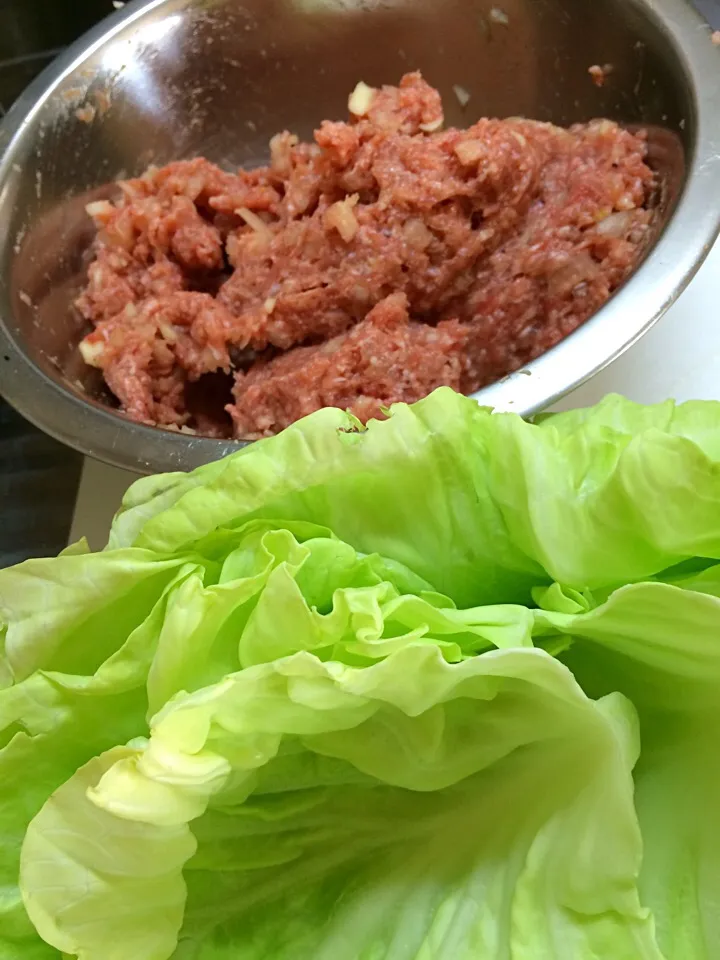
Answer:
[0, 0, 719, 474]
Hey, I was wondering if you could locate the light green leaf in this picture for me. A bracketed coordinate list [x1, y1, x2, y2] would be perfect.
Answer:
[0, 560, 200, 958]
[22, 646, 661, 960]
[539, 393, 720, 461]
[109, 390, 720, 604]
[0, 550, 194, 682]
[11, 390, 720, 959]
[145, 524, 535, 716]
[21, 748, 194, 960]
[541, 581, 720, 959]
[113, 392, 545, 607]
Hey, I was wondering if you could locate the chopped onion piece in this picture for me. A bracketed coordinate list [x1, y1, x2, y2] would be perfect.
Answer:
[183, 175, 205, 200]
[324, 194, 359, 243]
[547, 252, 598, 297]
[489, 7, 509, 24]
[348, 81, 376, 117]
[237, 207, 273, 237]
[454, 139, 485, 165]
[103, 213, 134, 250]
[616, 195, 637, 211]
[159, 322, 178, 343]
[453, 85, 471, 108]
[85, 200, 115, 220]
[596, 211, 633, 237]
[79, 338, 106, 367]
[118, 181, 142, 199]
[75, 104, 96, 124]
[403, 218, 434, 250]
[270, 133, 299, 177]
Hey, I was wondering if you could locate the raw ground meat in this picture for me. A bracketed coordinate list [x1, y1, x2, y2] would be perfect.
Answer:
[229, 293, 468, 438]
[77, 72, 655, 439]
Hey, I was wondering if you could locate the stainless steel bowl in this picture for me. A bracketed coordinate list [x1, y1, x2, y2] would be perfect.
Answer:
[1, 0, 719, 474]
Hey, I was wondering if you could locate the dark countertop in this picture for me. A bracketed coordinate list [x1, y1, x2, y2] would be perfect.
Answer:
[0, 401, 83, 566]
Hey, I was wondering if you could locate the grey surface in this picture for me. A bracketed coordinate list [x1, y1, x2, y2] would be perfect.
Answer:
[695, 0, 720, 28]
[0, 0, 719, 476]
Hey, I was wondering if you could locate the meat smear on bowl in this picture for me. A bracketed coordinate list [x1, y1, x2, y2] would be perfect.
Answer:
[77, 72, 655, 438]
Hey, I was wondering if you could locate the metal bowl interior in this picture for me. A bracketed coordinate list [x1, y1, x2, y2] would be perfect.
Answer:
[1, 0, 719, 473]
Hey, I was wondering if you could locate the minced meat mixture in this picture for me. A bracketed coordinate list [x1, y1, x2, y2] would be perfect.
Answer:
[78, 72, 655, 438]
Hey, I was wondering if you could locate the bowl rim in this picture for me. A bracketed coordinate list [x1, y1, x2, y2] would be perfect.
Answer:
[1, 0, 720, 474]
